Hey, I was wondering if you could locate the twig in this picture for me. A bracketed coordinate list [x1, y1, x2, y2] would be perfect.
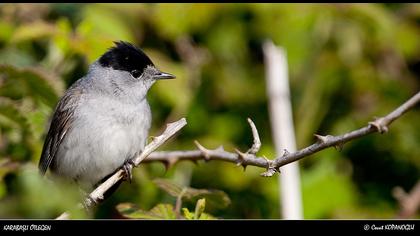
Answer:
[55, 212, 70, 220]
[145, 91, 420, 177]
[393, 180, 420, 218]
[273, 91, 420, 170]
[246, 117, 261, 155]
[145, 118, 265, 170]
[84, 118, 187, 209]
[175, 188, 187, 219]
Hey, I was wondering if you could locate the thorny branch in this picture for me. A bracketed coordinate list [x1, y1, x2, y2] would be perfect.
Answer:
[145, 91, 420, 177]
[57, 91, 419, 219]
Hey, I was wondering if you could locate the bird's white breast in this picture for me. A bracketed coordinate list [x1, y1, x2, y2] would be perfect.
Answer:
[54, 94, 151, 188]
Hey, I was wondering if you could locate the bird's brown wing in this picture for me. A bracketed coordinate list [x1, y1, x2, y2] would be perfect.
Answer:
[38, 85, 82, 176]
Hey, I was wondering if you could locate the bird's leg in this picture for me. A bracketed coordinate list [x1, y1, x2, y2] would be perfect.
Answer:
[122, 159, 135, 183]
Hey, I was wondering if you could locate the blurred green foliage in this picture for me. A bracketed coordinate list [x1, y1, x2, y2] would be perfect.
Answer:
[117, 179, 224, 219]
[0, 3, 419, 219]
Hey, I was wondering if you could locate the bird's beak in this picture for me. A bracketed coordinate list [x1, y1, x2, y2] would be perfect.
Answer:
[155, 71, 176, 80]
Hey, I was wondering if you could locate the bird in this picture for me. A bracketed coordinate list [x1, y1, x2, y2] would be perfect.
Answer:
[38, 41, 175, 190]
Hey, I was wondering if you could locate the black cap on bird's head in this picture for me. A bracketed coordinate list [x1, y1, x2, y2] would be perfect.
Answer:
[99, 41, 175, 80]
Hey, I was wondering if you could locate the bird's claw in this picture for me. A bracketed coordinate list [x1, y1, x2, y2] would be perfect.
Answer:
[122, 159, 134, 183]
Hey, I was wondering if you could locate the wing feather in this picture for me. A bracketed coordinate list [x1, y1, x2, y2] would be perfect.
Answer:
[38, 85, 82, 175]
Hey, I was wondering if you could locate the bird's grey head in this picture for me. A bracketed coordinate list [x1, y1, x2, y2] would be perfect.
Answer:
[88, 41, 175, 102]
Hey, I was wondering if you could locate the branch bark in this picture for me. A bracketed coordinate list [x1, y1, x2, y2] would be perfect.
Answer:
[145, 91, 420, 176]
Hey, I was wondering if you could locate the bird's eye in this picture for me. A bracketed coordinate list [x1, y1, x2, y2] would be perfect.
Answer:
[131, 70, 141, 78]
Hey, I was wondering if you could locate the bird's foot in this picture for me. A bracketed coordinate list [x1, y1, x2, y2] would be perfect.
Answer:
[122, 159, 135, 183]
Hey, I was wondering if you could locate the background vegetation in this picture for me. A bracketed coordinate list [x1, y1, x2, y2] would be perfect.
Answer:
[0, 3, 419, 219]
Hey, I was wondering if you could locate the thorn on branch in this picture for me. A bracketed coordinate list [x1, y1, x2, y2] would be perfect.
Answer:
[235, 148, 245, 166]
[84, 195, 100, 209]
[162, 157, 178, 172]
[216, 145, 225, 152]
[194, 140, 211, 161]
[334, 142, 344, 152]
[190, 159, 199, 166]
[314, 134, 328, 143]
[260, 156, 279, 177]
[149, 136, 158, 143]
[161, 160, 169, 170]
[260, 168, 277, 177]
[368, 117, 389, 134]
[246, 118, 261, 155]
[314, 134, 335, 144]
[314, 134, 343, 151]
[235, 148, 247, 171]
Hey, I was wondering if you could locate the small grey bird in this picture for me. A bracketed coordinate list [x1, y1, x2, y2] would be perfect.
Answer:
[38, 41, 175, 190]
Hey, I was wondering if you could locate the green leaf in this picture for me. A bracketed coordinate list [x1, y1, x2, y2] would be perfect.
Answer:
[153, 178, 184, 197]
[0, 97, 30, 131]
[187, 188, 231, 209]
[11, 21, 56, 42]
[198, 213, 217, 220]
[0, 48, 36, 67]
[302, 154, 357, 219]
[182, 200, 217, 220]
[116, 203, 177, 219]
[0, 181, 6, 200]
[182, 208, 194, 220]
[149, 204, 177, 219]
[14, 165, 86, 219]
[0, 64, 60, 107]
[152, 4, 219, 40]
[82, 5, 134, 42]
[153, 178, 231, 209]
[0, 21, 14, 42]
